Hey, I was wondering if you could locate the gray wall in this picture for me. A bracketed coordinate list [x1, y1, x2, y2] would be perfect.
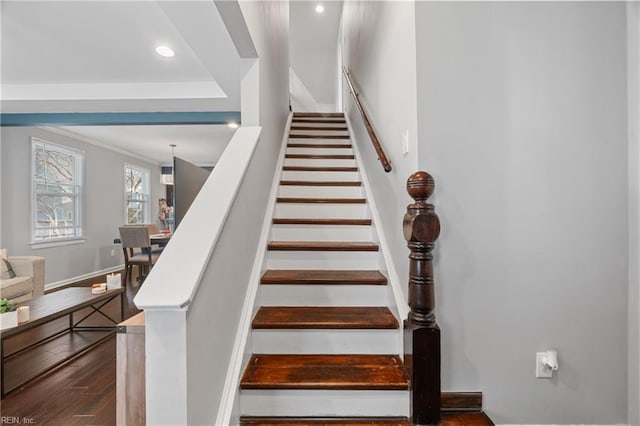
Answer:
[415, 2, 628, 423]
[1, 126, 163, 285]
[341, 0, 419, 302]
[173, 156, 210, 228]
[628, 2, 640, 425]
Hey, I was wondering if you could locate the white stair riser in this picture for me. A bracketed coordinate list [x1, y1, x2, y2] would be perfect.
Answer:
[240, 389, 409, 417]
[270, 224, 372, 241]
[281, 171, 360, 181]
[251, 329, 399, 354]
[278, 186, 363, 198]
[285, 158, 357, 167]
[286, 139, 351, 146]
[289, 138, 351, 144]
[266, 251, 378, 270]
[287, 147, 353, 156]
[274, 203, 369, 219]
[288, 130, 349, 136]
[259, 284, 388, 306]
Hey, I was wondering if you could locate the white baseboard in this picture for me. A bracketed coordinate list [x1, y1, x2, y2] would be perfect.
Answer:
[45, 265, 124, 291]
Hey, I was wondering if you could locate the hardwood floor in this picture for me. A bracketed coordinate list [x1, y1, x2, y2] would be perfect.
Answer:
[1, 270, 142, 425]
[1, 337, 117, 425]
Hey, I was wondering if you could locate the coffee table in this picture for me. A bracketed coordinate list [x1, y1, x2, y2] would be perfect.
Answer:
[0, 287, 124, 396]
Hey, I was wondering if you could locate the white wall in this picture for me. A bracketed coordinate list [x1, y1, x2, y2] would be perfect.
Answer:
[185, 1, 290, 424]
[628, 2, 640, 425]
[239, 1, 290, 145]
[341, 0, 419, 303]
[0, 126, 163, 284]
[289, 0, 342, 108]
[415, 2, 628, 423]
[290, 67, 320, 112]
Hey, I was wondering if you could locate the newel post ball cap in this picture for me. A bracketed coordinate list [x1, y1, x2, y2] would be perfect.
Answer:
[407, 171, 434, 201]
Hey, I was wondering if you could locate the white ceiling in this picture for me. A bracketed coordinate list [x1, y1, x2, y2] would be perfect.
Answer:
[1, 0, 241, 112]
[1, 0, 345, 165]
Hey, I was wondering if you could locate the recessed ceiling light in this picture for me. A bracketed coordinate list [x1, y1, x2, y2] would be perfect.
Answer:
[155, 45, 175, 58]
[315, 4, 324, 13]
[227, 122, 239, 129]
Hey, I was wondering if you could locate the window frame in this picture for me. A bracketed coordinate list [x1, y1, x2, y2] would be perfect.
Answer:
[124, 163, 150, 225]
[30, 137, 85, 248]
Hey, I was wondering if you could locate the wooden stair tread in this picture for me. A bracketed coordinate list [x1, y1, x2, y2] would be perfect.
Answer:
[287, 143, 352, 149]
[293, 113, 345, 118]
[261, 270, 387, 285]
[240, 354, 409, 390]
[280, 181, 361, 187]
[290, 134, 350, 139]
[276, 197, 366, 203]
[272, 218, 372, 226]
[285, 154, 355, 159]
[268, 241, 379, 251]
[290, 126, 348, 131]
[239, 412, 494, 426]
[283, 166, 358, 172]
[240, 417, 410, 425]
[252, 307, 398, 329]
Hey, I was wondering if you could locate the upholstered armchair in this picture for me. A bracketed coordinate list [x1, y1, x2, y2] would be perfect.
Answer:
[0, 252, 45, 303]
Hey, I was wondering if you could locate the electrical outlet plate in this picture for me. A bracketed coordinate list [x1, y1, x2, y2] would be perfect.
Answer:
[536, 352, 553, 378]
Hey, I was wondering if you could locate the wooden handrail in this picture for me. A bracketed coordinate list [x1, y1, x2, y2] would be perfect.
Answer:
[342, 67, 392, 172]
[403, 171, 441, 425]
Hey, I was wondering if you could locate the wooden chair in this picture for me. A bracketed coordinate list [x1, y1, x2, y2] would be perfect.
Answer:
[118, 226, 160, 284]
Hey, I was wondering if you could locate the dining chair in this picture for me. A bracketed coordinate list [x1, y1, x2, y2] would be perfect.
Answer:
[123, 223, 165, 253]
[118, 226, 160, 284]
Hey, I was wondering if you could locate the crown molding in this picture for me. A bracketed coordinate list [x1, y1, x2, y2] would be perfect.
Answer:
[40, 126, 160, 165]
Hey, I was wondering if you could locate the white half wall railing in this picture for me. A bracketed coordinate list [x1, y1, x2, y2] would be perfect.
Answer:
[135, 126, 268, 425]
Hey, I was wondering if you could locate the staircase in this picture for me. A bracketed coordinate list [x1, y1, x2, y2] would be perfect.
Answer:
[237, 112, 494, 425]
[239, 112, 410, 425]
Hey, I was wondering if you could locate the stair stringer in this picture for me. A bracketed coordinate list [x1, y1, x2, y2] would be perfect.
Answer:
[214, 113, 293, 426]
[343, 113, 410, 324]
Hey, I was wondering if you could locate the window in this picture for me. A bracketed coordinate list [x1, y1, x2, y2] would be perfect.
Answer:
[125, 164, 150, 224]
[32, 138, 84, 243]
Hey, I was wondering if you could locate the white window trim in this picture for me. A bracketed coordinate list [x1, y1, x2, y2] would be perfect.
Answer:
[30, 237, 87, 250]
[30, 137, 85, 246]
[124, 163, 150, 224]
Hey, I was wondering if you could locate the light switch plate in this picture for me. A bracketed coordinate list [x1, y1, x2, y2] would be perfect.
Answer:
[536, 352, 553, 378]
[402, 129, 409, 155]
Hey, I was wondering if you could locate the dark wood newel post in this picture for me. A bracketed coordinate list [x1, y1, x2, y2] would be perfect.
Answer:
[404, 171, 441, 425]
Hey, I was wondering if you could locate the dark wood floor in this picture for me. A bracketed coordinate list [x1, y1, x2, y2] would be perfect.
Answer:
[1, 337, 117, 425]
[1, 271, 142, 425]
